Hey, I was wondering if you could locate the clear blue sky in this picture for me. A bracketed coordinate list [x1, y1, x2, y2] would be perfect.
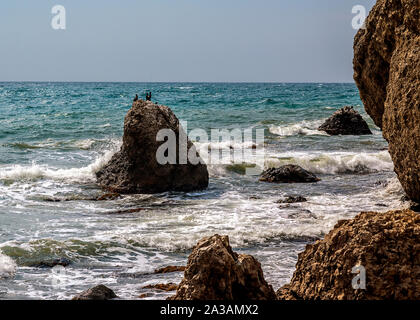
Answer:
[0, 0, 376, 82]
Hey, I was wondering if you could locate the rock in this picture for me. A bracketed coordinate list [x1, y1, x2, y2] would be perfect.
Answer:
[154, 266, 186, 274]
[31, 258, 72, 268]
[96, 100, 209, 194]
[72, 285, 118, 300]
[276, 196, 308, 204]
[96, 193, 121, 201]
[318, 106, 372, 135]
[104, 207, 145, 215]
[353, 0, 420, 202]
[142, 283, 179, 291]
[259, 165, 320, 183]
[277, 209, 420, 300]
[170, 235, 276, 300]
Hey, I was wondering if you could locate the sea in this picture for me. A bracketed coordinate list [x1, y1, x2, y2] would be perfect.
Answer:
[0, 82, 406, 299]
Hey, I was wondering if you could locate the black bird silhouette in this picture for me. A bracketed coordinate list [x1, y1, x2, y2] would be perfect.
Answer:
[133, 94, 138, 102]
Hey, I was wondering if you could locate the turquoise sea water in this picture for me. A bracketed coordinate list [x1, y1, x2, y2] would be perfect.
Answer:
[0, 83, 404, 299]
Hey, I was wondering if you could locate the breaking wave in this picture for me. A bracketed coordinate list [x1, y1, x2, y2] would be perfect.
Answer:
[265, 150, 393, 174]
[269, 120, 328, 136]
[0, 142, 120, 183]
[0, 253, 16, 279]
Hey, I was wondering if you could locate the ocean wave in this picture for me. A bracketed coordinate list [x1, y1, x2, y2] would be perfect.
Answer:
[0, 143, 120, 183]
[5, 138, 109, 151]
[265, 150, 393, 174]
[195, 140, 257, 151]
[0, 253, 16, 278]
[269, 120, 328, 137]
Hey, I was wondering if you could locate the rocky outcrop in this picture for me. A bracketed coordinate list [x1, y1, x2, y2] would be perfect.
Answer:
[96, 100, 209, 194]
[260, 165, 320, 183]
[72, 285, 118, 300]
[318, 106, 372, 135]
[170, 235, 276, 300]
[353, 0, 420, 202]
[277, 209, 420, 300]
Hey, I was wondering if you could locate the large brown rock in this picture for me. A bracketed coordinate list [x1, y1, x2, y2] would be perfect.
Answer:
[353, 0, 420, 202]
[277, 209, 420, 300]
[96, 100, 209, 193]
[170, 235, 276, 300]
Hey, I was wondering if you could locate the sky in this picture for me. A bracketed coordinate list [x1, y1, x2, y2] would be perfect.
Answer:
[0, 0, 376, 82]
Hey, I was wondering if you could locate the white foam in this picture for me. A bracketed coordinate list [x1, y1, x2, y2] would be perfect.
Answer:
[265, 150, 393, 174]
[269, 120, 328, 137]
[0, 253, 16, 279]
[0, 142, 120, 183]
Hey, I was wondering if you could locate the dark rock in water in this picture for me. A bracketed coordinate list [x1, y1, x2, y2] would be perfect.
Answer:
[154, 265, 186, 274]
[318, 106, 372, 135]
[72, 285, 117, 300]
[170, 234, 276, 300]
[96, 100, 209, 194]
[278, 209, 420, 300]
[353, 0, 420, 202]
[276, 196, 308, 204]
[260, 165, 320, 183]
[32, 258, 72, 268]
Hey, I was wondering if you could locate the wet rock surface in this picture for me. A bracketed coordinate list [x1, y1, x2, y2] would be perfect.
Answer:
[260, 165, 320, 183]
[72, 285, 118, 300]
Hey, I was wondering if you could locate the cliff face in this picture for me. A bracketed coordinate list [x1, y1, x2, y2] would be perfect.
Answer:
[277, 209, 420, 300]
[353, 0, 420, 202]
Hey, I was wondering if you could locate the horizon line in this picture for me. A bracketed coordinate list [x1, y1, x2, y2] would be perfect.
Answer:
[0, 80, 356, 84]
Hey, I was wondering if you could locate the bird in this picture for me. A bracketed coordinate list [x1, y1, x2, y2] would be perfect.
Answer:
[133, 94, 138, 102]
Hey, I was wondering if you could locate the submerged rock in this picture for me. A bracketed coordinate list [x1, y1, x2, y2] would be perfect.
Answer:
[318, 106, 372, 135]
[276, 196, 308, 204]
[278, 209, 420, 300]
[31, 258, 72, 268]
[260, 165, 320, 183]
[72, 285, 118, 300]
[170, 235, 276, 300]
[353, 0, 420, 202]
[142, 283, 178, 292]
[96, 100, 209, 194]
[154, 265, 186, 274]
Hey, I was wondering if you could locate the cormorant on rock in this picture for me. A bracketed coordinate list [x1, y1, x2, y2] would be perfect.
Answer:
[133, 94, 138, 102]
[146, 91, 152, 101]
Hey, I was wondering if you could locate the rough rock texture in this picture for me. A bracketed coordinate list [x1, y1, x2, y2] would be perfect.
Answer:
[170, 235, 276, 300]
[260, 165, 320, 183]
[96, 100, 209, 194]
[353, 0, 420, 202]
[72, 285, 118, 300]
[277, 209, 420, 300]
[318, 106, 372, 135]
